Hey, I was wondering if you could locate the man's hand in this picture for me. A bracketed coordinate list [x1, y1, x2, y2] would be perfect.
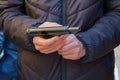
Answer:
[58, 34, 86, 60]
[33, 22, 86, 60]
[33, 36, 64, 54]
[33, 22, 64, 54]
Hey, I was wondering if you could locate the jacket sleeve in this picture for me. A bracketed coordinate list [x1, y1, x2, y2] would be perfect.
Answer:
[76, 0, 120, 62]
[0, 0, 43, 51]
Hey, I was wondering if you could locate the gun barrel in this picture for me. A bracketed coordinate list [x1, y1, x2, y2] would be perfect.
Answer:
[26, 26, 80, 36]
[68, 27, 79, 31]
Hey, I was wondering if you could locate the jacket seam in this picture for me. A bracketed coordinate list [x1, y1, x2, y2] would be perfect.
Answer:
[26, 0, 61, 18]
[68, 0, 101, 17]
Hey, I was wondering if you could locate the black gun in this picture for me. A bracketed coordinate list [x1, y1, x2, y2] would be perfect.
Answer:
[26, 26, 80, 38]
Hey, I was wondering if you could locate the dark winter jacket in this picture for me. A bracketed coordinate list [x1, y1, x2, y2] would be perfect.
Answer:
[0, 0, 120, 80]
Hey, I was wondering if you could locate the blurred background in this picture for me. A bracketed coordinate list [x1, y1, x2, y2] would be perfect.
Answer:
[115, 45, 120, 80]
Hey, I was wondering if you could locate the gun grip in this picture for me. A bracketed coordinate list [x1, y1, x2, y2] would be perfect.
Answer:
[42, 35, 54, 39]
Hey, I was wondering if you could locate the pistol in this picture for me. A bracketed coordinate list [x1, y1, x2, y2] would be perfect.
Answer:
[26, 26, 80, 38]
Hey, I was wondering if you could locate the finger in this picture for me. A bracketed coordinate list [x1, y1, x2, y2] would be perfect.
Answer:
[40, 48, 57, 54]
[62, 53, 80, 60]
[39, 22, 62, 27]
[33, 36, 59, 47]
[59, 34, 76, 48]
[39, 38, 65, 54]
[34, 45, 45, 51]
[65, 34, 75, 42]
[33, 36, 44, 45]
[59, 41, 80, 53]
[59, 47, 80, 56]
[61, 47, 85, 60]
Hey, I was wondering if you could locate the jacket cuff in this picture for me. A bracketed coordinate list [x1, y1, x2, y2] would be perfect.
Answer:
[26, 21, 43, 52]
[75, 32, 93, 63]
